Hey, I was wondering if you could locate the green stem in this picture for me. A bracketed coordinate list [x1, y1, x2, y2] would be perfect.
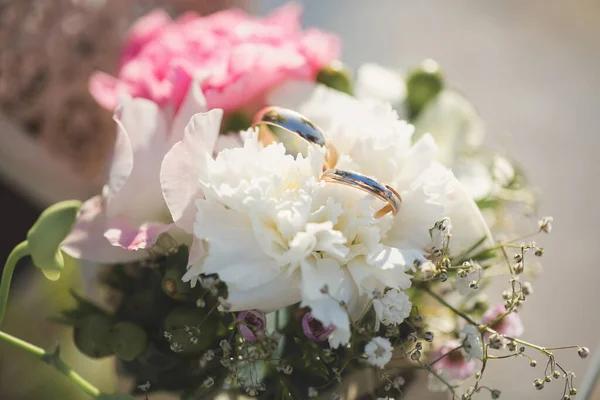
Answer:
[0, 330, 101, 398]
[0, 241, 30, 326]
[422, 286, 478, 326]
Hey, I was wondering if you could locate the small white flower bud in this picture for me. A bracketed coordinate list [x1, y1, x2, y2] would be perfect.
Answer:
[308, 387, 318, 398]
[514, 262, 524, 274]
[578, 347, 590, 359]
[534, 248, 544, 257]
[553, 371, 561, 379]
[539, 216, 553, 233]
[424, 331, 434, 342]
[522, 282, 534, 296]
[570, 388, 578, 395]
[410, 350, 422, 360]
[488, 334, 503, 350]
[534, 379, 544, 390]
[530, 360, 538, 367]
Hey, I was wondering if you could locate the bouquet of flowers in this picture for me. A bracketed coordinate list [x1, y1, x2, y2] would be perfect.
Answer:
[0, 4, 590, 400]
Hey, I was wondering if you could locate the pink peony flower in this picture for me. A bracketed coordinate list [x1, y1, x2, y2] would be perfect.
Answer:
[431, 340, 476, 383]
[482, 304, 525, 338]
[89, 3, 340, 113]
[62, 81, 237, 263]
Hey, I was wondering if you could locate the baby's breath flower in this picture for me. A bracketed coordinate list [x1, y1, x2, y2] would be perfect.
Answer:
[365, 337, 393, 368]
[373, 288, 412, 329]
[462, 325, 483, 360]
[539, 216, 553, 233]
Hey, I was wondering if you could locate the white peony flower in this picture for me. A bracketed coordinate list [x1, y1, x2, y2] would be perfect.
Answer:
[373, 288, 412, 330]
[365, 337, 393, 368]
[187, 86, 493, 348]
[412, 90, 485, 167]
[462, 325, 484, 360]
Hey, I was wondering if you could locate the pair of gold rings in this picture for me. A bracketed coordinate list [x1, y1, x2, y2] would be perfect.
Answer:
[252, 107, 402, 218]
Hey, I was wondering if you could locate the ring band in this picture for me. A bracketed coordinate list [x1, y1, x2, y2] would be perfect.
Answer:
[252, 106, 338, 169]
[252, 106, 326, 146]
[321, 169, 402, 218]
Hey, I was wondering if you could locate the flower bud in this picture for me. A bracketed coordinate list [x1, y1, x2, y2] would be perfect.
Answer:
[302, 312, 335, 342]
[316, 61, 353, 95]
[73, 314, 113, 358]
[488, 334, 503, 350]
[27, 200, 81, 281]
[570, 388, 577, 395]
[410, 349, 422, 360]
[544, 376, 552, 382]
[491, 389, 501, 399]
[406, 59, 444, 119]
[237, 310, 267, 342]
[424, 331, 434, 342]
[534, 379, 544, 390]
[108, 321, 148, 361]
[578, 347, 590, 359]
[553, 371, 562, 379]
[530, 360, 538, 367]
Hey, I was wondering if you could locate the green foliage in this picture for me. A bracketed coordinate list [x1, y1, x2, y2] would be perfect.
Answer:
[26, 200, 81, 281]
[316, 61, 353, 95]
[73, 314, 113, 359]
[108, 322, 148, 361]
[406, 59, 444, 120]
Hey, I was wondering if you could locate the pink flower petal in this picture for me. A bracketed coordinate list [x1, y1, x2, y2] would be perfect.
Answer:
[89, 72, 123, 111]
[169, 75, 208, 144]
[88, 4, 339, 112]
[61, 196, 147, 263]
[160, 109, 223, 232]
[107, 96, 170, 224]
[121, 9, 172, 65]
[104, 219, 172, 251]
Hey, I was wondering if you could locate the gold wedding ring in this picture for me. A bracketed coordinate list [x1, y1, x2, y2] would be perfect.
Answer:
[321, 169, 402, 218]
[252, 106, 338, 169]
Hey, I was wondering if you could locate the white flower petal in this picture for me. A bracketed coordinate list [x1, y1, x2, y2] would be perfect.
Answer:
[61, 196, 148, 263]
[355, 63, 406, 107]
[160, 109, 223, 232]
[107, 96, 170, 224]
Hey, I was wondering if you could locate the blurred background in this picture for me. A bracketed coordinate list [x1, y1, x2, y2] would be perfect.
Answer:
[1, 0, 599, 398]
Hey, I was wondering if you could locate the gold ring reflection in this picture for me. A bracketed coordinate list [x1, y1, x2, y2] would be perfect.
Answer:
[252, 106, 338, 169]
[321, 169, 402, 218]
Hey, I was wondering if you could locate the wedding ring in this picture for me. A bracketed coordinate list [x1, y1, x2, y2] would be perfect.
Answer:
[321, 169, 402, 218]
[252, 106, 338, 169]
[253, 106, 326, 146]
